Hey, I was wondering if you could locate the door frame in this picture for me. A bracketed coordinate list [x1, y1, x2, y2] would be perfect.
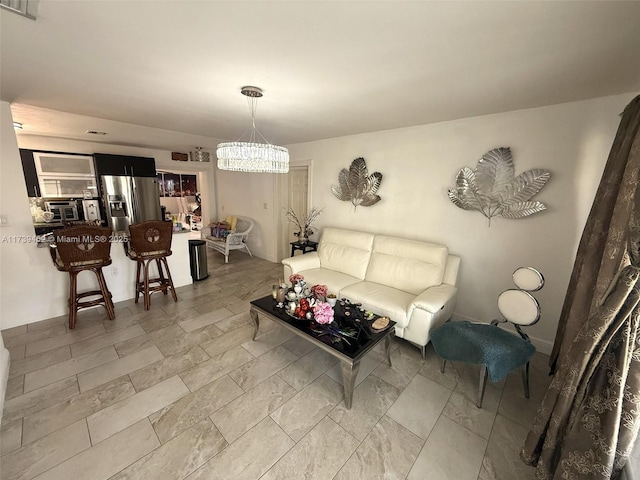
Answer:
[276, 159, 312, 261]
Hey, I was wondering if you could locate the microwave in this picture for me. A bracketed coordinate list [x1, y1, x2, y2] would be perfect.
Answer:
[34, 152, 97, 198]
[45, 201, 80, 222]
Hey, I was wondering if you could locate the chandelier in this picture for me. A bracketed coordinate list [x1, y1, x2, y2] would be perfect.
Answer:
[217, 86, 289, 174]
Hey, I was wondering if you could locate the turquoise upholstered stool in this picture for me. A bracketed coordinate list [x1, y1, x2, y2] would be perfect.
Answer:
[430, 267, 544, 408]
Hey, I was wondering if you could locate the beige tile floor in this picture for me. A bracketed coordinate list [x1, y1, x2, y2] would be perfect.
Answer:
[0, 250, 552, 480]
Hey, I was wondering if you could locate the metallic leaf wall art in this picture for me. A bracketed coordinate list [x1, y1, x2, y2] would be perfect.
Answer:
[331, 157, 383, 209]
[447, 147, 550, 224]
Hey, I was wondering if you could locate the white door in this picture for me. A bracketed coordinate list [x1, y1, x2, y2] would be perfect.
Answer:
[288, 166, 309, 241]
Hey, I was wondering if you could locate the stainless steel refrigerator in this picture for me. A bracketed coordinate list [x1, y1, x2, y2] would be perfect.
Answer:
[101, 175, 162, 233]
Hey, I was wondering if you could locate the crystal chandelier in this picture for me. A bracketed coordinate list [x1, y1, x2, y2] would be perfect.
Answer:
[217, 86, 289, 173]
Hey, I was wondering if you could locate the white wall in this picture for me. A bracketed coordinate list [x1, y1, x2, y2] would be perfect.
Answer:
[285, 94, 636, 353]
[215, 170, 279, 262]
[0, 102, 38, 331]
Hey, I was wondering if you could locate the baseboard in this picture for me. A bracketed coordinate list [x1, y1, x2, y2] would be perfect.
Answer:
[450, 312, 553, 356]
[249, 248, 278, 263]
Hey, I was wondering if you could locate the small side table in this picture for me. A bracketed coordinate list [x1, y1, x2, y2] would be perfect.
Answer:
[290, 240, 318, 257]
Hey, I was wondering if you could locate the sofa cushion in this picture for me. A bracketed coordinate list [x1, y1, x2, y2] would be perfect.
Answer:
[318, 228, 374, 280]
[340, 281, 414, 329]
[295, 268, 361, 295]
[365, 236, 448, 295]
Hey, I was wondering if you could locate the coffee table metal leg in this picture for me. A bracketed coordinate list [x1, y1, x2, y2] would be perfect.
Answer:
[341, 360, 360, 410]
[249, 308, 259, 340]
[385, 334, 393, 367]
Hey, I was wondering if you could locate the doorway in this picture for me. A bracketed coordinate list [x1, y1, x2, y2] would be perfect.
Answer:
[286, 165, 310, 249]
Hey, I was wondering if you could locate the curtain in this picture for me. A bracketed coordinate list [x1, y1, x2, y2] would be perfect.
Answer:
[521, 95, 640, 479]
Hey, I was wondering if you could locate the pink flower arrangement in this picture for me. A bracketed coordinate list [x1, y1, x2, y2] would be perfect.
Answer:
[311, 284, 328, 298]
[313, 301, 334, 325]
[289, 273, 305, 284]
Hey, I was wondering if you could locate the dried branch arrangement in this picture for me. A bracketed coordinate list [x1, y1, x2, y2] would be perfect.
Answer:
[285, 207, 324, 238]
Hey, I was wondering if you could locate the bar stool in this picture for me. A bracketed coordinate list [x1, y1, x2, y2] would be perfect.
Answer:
[125, 220, 178, 310]
[49, 225, 116, 329]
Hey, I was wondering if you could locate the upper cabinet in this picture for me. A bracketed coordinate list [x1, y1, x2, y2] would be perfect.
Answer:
[21, 150, 98, 198]
[19, 150, 158, 199]
[20, 150, 40, 197]
[34, 152, 95, 177]
[93, 154, 156, 178]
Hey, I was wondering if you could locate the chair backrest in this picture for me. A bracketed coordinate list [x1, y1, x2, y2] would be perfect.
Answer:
[129, 220, 173, 256]
[235, 216, 254, 236]
[54, 225, 112, 268]
[497, 267, 544, 327]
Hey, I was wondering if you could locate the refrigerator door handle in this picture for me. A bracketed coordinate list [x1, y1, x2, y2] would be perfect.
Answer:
[130, 176, 137, 225]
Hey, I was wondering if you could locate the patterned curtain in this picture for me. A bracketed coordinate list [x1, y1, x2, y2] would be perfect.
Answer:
[521, 95, 640, 479]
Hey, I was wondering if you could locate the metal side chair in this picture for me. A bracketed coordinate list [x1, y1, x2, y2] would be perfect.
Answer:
[430, 266, 544, 408]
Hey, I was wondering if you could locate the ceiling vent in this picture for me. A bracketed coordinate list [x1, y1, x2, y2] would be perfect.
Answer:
[0, 0, 36, 20]
[85, 130, 108, 136]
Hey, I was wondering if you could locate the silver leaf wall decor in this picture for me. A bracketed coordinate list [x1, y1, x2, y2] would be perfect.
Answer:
[331, 157, 383, 210]
[447, 147, 550, 225]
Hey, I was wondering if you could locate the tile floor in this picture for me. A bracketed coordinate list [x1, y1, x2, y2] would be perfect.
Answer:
[0, 250, 551, 480]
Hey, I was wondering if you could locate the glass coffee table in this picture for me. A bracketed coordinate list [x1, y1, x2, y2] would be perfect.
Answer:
[249, 295, 396, 409]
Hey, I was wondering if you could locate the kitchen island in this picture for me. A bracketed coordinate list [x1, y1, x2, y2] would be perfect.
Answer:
[28, 229, 196, 322]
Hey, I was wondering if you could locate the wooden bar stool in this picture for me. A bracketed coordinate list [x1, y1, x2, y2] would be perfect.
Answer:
[49, 226, 116, 329]
[125, 220, 178, 310]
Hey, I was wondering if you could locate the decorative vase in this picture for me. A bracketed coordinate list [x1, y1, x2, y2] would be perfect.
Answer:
[293, 284, 302, 295]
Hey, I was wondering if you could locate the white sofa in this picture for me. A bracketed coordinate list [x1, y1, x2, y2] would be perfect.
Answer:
[282, 228, 460, 358]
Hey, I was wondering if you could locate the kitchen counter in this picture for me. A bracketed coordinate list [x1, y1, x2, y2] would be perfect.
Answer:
[32, 230, 194, 313]
[33, 222, 64, 227]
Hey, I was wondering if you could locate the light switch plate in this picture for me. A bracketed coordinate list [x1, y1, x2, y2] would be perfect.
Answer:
[0, 215, 8, 226]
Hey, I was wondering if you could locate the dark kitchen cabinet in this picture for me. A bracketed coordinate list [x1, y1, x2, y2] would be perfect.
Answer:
[20, 149, 41, 197]
[93, 154, 157, 178]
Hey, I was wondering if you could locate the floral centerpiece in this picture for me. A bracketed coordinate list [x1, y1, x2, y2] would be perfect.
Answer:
[313, 301, 334, 325]
[289, 273, 306, 294]
[310, 284, 328, 301]
[285, 207, 324, 243]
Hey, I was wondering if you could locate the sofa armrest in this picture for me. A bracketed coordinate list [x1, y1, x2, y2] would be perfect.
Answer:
[412, 284, 458, 314]
[281, 252, 321, 275]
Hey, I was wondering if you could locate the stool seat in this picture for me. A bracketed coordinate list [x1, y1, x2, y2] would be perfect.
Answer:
[431, 321, 535, 382]
[49, 225, 116, 329]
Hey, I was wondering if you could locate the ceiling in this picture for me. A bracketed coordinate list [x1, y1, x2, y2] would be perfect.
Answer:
[2, 1, 640, 151]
